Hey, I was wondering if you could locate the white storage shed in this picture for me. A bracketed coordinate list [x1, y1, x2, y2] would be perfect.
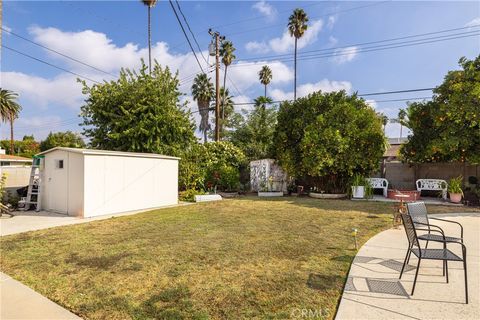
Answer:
[37, 147, 179, 218]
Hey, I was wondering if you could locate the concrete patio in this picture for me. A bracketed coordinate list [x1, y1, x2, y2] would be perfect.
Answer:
[336, 212, 480, 320]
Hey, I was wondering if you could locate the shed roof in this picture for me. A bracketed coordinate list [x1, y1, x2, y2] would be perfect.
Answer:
[0, 154, 33, 162]
[37, 147, 180, 160]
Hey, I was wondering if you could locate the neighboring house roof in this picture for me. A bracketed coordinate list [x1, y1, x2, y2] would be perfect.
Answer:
[384, 137, 408, 158]
[0, 154, 33, 162]
[388, 137, 408, 145]
[37, 147, 180, 160]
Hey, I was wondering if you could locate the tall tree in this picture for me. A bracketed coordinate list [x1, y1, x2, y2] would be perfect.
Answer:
[40, 131, 86, 151]
[400, 56, 480, 164]
[0, 89, 22, 154]
[80, 60, 196, 156]
[141, 0, 158, 74]
[219, 40, 236, 134]
[258, 65, 273, 98]
[288, 8, 308, 101]
[218, 87, 235, 131]
[274, 91, 386, 193]
[192, 73, 215, 144]
[229, 96, 278, 161]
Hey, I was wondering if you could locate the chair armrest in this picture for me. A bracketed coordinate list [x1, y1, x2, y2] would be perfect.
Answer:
[415, 228, 445, 237]
[429, 217, 463, 240]
[413, 221, 446, 236]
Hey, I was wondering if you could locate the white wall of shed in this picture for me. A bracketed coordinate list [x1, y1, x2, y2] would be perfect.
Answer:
[83, 155, 178, 218]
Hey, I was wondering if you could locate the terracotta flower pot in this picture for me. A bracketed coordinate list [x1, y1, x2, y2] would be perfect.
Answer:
[449, 193, 462, 203]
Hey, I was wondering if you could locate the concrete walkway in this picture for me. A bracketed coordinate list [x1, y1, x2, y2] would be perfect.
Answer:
[0, 272, 80, 319]
[0, 203, 190, 236]
[336, 212, 480, 320]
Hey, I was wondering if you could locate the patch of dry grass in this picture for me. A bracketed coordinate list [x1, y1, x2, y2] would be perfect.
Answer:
[0, 197, 476, 319]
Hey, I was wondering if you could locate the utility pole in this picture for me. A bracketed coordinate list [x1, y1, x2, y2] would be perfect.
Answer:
[209, 29, 224, 142]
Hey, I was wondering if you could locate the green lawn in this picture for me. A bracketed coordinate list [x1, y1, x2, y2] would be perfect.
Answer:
[0, 198, 476, 319]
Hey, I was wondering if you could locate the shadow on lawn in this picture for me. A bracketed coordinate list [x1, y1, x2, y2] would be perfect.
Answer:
[235, 196, 393, 216]
[307, 273, 344, 291]
[65, 252, 130, 269]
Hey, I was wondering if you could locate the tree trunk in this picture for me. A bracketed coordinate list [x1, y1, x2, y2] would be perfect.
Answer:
[294, 37, 297, 101]
[9, 113, 14, 155]
[203, 129, 207, 145]
[148, 6, 152, 74]
[264, 84, 267, 98]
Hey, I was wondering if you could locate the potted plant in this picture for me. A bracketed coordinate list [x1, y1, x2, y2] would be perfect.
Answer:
[350, 174, 373, 199]
[448, 176, 464, 203]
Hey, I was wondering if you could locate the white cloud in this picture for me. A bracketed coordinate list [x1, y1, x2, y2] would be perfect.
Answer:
[1, 72, 84, 109]
[245, 41, 270, 54]
[270, 79, 352, 101]
[328, 36, 338, 47]
[252, 1, 276, 20]
[269, 19, 323, 54]
[3, 25, 12, 33]
[228, 60, 293, 91]
[327, 16, 337, 29]
[331, 46, 359, 64]
[246, 19, 324, 55]
[365, 99, 377, 109]
[465, 17, 480, 27]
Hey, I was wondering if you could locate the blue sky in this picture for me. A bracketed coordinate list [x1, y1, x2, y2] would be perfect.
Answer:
[1, 0, 479, 141]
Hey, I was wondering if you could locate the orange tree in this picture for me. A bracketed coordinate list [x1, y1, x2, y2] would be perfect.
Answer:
[273, 91, 386, 193]
[400, 56, 480, 164]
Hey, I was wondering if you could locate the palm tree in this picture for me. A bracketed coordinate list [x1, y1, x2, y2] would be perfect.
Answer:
[377, 112, 389, 135]
[192, 74, 214, 143]
[219, 87, 234, 131]
[0, 89, 22, 154]
[219, 40, 236, 131]
[288, 8, 308, 101]
[258, 65, 273, 98]
[141, 0, 158, 74]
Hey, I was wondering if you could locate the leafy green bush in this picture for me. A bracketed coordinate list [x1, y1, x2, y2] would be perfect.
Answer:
[274, 91, 386, 193]
[179, 189, 205, 202]
[179, 141, 246, 192]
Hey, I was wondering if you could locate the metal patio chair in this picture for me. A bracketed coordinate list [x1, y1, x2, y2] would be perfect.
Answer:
[406, 202, 463, 247]
[399, 213, 468, 304]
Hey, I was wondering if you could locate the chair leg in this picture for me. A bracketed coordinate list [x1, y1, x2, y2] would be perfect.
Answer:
[445, 260, 449, 283]
[411, 257, 421, 295]
[464, 256, 468, 304]
[406, 249, 412, 265]
[425, 239, 429, 249]
[443, 260, 445, 276]
[400, 248, 410, 279]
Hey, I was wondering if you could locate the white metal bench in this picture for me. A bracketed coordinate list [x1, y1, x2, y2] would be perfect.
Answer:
[366, 178, 389, 197]
[416, 179, 448, 200]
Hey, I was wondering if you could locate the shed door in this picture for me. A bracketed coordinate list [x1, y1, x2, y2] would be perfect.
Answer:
[46, 157, 68, 214]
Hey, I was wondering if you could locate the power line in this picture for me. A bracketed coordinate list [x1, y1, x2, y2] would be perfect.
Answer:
[231, 31, 480, 67]
[358, 88, 435, 97]
[238, 24, 480, 62]
[1, 27, 117, 78]
[168, 0, 205, 73]
[174, 0, 208, 64]
[2, 45, 103, 84]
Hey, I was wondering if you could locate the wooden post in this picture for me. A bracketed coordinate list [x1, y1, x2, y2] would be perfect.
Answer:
[214, 33, 220, 142]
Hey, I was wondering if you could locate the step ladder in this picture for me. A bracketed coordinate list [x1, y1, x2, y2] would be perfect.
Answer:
[23, 156, 43, 211]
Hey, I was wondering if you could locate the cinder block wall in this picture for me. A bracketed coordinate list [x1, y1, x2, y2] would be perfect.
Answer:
[383, 162, 479, 189]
